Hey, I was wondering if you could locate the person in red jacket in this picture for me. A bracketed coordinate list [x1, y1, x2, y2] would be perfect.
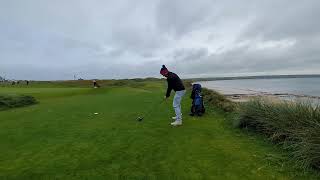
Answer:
[160, 65, 186, 126]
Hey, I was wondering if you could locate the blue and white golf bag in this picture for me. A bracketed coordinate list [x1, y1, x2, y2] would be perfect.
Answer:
[190, 84, 205, 116]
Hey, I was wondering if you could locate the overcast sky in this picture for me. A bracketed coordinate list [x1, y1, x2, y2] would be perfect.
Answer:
[1, 0, 320, 80]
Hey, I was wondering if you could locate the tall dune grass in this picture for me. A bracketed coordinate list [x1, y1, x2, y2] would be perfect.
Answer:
[202, 88, 237, 112]
[236, 98, 320, 169]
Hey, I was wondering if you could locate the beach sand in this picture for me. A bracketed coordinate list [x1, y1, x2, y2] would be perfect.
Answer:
[203, 85, 320, 103]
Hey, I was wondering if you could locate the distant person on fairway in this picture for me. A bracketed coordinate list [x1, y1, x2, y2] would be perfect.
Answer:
[93, 80, 100, 88]
[160, 65, 186, 126]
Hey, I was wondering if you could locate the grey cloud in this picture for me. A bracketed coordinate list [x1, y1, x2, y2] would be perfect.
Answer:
[240, 1, 320, 40]
[170, 38, 320, 77]
[171, 48, 209, 62]
[156, 0, 215, 38]
[0, 0, 320, 80]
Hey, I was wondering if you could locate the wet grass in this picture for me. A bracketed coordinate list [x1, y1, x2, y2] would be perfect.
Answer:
[0, 81, 319, 179]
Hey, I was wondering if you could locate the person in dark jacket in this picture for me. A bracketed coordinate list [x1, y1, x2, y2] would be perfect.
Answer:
[160, 65, 186, 126]
[92, 80, 100, 88]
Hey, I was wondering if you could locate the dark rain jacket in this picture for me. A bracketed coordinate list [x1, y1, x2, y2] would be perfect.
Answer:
[166, 72, 185, 97]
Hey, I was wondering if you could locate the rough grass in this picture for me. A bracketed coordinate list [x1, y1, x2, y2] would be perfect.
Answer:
[236, 98, 320, 169]
[0, 81, 319, 179]
[202, 88, 237, 112]
[0, 95, 37, 111]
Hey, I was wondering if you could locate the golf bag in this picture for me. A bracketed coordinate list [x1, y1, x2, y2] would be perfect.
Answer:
[190, 84, 205, 116]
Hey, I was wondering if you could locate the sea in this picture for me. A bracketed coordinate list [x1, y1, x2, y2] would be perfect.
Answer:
[199, 77, 320, 98]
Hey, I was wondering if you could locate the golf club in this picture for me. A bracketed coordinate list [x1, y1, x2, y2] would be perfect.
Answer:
[136, 99, 166, 121]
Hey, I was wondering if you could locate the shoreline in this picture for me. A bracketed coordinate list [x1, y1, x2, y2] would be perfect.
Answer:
[204, 86, 320, 103]
[225, 93, 320, 103]
[197, 77, 320, 103]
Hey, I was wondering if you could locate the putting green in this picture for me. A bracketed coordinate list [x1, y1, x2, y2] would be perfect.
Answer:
[0, 82, 319, 179]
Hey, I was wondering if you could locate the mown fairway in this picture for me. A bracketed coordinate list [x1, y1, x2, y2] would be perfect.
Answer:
[0, 81, 319, 179]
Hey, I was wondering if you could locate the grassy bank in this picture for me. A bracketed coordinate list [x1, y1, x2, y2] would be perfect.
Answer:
[200, 87, 320, 171]
[235, 99, 320, 169]
[0, 80, 319, 179]
[202, 88, 237, 112]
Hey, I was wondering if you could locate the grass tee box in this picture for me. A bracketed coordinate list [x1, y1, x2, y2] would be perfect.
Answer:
[0, 80, 320, 179]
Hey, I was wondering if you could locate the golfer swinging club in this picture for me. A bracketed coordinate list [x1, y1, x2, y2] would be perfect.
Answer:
[160, 65, 186, 126]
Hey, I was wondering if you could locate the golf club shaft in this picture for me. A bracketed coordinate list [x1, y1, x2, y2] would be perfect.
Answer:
[141, 99, 166, 118]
